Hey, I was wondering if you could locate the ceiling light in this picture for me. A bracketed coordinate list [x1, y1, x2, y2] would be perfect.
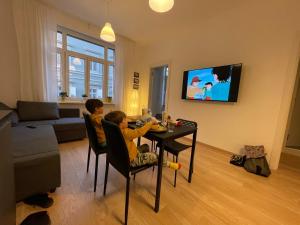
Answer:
[149, 0, 174, 13]
[100, 22, 116, 42]
[100, 0, 116, 42]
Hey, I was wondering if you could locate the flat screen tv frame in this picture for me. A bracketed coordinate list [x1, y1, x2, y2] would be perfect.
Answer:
[181, 63, 242, 103]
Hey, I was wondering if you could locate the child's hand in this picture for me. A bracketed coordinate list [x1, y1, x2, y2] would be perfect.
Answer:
[151, 117, 158, 125]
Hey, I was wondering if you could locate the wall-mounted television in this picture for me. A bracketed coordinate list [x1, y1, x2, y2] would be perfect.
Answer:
[181, 63, 242, 102]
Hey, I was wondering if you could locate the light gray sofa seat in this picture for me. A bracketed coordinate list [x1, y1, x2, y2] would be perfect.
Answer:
[11, 125, 61, 201]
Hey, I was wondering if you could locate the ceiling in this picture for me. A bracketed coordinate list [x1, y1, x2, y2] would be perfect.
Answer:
[42, 0, 242, 44]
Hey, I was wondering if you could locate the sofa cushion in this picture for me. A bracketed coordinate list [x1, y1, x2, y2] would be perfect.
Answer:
[11, 125, 61, 201]
[11, 125, 58, 159]
[53, 118, 85, 131]
[17, 101, 59, 121]
[0, 102, 19, 126]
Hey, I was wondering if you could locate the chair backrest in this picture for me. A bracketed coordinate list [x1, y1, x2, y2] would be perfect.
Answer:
[83, 113, 100, 150]
[177, 118, 197, 128]
[101, 119, 130, 178]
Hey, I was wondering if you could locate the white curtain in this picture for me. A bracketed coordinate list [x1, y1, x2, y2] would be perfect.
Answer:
[115, 36, 138, 114]
[13, 0, 57, 102]
[114, 37, 126, 111]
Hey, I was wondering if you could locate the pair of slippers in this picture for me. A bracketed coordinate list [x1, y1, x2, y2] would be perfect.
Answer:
[21, 193, 53, 225]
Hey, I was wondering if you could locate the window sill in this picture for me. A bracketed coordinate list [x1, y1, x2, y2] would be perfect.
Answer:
[58, 100, 115, 105]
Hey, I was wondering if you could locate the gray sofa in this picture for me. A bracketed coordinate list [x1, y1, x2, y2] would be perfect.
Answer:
[12, 125, 61, 201]
[15, 101, 86, 143]
[0, 101, 86, 201]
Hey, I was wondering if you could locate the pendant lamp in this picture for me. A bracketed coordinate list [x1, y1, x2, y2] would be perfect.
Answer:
[100, 0, 116, 42]
[149, 0, 174, 13]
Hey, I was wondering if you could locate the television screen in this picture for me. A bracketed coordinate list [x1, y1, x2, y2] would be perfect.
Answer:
[181, 63, 242, 102]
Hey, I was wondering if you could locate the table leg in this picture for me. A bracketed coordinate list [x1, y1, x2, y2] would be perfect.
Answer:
[155, 141, 164, 213]
[137, 137, 141, 147]
[188, 130, 197, 183]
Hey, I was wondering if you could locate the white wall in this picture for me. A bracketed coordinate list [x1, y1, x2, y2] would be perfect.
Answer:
[0, 0, 20, 107]
[136, 0, 300, 169]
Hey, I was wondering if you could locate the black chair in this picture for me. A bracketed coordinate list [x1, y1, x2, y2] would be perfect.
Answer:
[102, 119, 157, 225]
[162, 119, 197, 187]
[83, 113, 107, 192]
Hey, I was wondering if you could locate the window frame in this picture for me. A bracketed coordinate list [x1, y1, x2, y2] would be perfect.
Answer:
[56, 26, 115, 101]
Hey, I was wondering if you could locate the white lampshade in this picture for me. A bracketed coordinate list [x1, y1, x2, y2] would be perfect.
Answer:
[100, 22, 116, 42]
[149, 0, 174, 13]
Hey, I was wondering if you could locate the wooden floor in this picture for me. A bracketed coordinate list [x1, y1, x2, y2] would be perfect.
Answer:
[16, 138, 300, 225]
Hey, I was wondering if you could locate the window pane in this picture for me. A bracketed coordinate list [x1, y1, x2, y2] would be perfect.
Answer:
[68, 56, 85, 98]
[108, 65, 114, 98]
[57, 32, 62, 48]
[107, 48, 115, 62]
[67, 35, 104, 59]
[56, 53, 62, 94]
[90, 62, 103, 99]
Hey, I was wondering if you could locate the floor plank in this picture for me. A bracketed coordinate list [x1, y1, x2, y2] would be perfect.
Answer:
[16, 138, 300, 225]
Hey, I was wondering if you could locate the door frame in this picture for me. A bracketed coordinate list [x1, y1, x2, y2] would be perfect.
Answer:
[148, 62, 171, 114]
[283, 59, 300, 150]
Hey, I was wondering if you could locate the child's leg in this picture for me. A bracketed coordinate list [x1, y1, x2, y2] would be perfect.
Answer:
[137, 144, 150, 153]
[130, 152, 158, 167]
[130, 152, 182, 170]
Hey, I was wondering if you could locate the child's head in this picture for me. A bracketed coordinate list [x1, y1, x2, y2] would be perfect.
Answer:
[104, 111, 127, 129]
[205, 82, 213, 90]
[85, 99, 104, 114]
[191, 76, 201, 86]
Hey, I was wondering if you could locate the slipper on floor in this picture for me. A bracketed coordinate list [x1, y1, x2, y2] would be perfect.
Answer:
[20, 211, 51, 225]
[23, 193, 54, 208]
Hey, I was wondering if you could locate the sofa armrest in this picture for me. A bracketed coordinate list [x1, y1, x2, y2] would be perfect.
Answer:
[59, 108, 80, 118]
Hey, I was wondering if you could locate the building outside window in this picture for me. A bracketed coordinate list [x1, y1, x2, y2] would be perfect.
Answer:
[56, 27, 115, 101]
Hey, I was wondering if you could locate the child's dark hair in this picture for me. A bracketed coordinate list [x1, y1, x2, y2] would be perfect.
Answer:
[212, 66, 231, 82]
[205, 82, 213, 86]
[85, 99, 103, 114]
[104, 111, 126, 125]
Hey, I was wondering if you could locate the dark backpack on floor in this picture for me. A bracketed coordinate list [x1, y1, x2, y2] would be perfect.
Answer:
[243, 156, 271, 177]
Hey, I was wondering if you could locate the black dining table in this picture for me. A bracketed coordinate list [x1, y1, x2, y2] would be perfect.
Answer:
[128, 123, 197, 213]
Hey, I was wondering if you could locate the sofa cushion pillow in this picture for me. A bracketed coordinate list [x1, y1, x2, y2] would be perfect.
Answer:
[0, 102, 11, 110]
[0, 102, 19, 126]
[17, 101, 59, 121]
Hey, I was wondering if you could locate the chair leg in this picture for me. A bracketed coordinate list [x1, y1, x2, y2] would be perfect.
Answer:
[103, 157, 109, 196]
[125, 177, 130, 225]
[87, 145, 91, 173]
[174, 155, 178, 187]
[133, 173, 136, 180]
[94, 154, 99, 192]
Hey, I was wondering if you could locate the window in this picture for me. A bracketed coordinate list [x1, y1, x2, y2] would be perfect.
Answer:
[56, 27, 115, 101]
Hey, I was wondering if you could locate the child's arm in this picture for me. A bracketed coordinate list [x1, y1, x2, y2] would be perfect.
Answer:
[123, 122, 153, 140]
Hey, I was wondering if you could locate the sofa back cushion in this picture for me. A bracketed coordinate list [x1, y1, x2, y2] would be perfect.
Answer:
[17, 101, 59, 121]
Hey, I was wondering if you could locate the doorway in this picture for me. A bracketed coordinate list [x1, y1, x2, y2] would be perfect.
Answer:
[285, 60, 300, 152]
[148, 65, 169, 117]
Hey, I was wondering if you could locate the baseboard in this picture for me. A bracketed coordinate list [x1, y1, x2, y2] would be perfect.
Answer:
[180, 137, 232, 155]
[283, 147, 300, 157]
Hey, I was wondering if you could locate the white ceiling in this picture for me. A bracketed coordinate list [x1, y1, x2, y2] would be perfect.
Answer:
[42, 0, 242, 44]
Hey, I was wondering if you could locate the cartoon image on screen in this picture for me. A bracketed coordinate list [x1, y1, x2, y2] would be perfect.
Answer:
[186, 66, 232, 101]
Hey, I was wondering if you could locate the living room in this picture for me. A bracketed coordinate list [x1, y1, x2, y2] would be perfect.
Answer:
[1, 0, 300, 224]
